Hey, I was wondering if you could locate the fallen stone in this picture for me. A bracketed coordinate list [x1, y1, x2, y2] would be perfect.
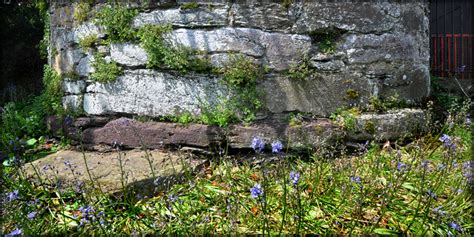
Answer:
[23, 149, 207, 195]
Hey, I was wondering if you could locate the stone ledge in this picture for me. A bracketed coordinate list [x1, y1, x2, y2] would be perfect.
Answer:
[49, 109, 428, 152]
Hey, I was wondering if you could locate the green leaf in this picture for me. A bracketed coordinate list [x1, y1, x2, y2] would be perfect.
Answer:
[373, 228, 400, 235]
[402, 182, 419, 192]
[26, 138, 38, 146]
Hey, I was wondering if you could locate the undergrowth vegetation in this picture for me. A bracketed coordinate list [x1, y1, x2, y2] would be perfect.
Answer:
[1, 97, 472, 235]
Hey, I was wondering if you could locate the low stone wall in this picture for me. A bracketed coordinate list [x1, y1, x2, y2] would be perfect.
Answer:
[51, 0, 430, 118]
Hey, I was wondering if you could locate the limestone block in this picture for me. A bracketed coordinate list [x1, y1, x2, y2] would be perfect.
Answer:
[110, 43, 148, 67]
[62, 79, 86, 94]
[83, 69, 230, 116]
[132, 5, 228, 28]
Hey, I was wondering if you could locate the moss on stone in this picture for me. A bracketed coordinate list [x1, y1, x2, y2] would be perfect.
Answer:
[180, 2, 199, 10]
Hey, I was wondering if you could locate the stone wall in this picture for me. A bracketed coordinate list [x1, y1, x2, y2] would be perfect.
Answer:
[50, 0, 430, 119]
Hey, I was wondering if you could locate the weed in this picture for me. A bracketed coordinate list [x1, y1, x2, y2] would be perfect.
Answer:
[62, 71, 80, 81]
[95, 5, 139, 43]
[287, 56, 315, 80]
[345, 89, 359, 100]
[90, 53, 123, 83]
[78, 34, 98, 49]
[282, 0, 293, 9]
[73, 2, 91, 24]
[330, 107, 360, 131]
[219, 55, 263, 123]
[288, 112, 304, 126]
[366, 94, 408, 112]
[138, 24, 212, 73]
[40, 65, 64, 115]
[180, 2, 199, 10]
[364, 120, 376, 134]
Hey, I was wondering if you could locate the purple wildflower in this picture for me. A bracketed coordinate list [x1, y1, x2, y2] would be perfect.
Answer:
[290, 171, 300, 186]
[27, 211, 37, 220]
[250, 183, 263, 198]
[350, 176, 361, 184]
[6, 190, 19, 202]
[5, 228, 22, 237]
[432, 206, 445, 216]
[439, 134, 456, 150]
[397, 162, 407, 172]
[168, 194, 178, 203]
[438, 163, 447, 170]
[271, 140, 283, 153]
[421, 160, 430, 170]
[426, 189, 437, 200]
[251, 137, 265, 153]
[449, 222, 462, 232]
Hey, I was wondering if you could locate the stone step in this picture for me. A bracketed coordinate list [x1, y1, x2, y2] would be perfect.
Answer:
[23, 149, 207, 196]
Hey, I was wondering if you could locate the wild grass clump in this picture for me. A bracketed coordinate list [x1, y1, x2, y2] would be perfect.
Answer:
[0, 100, 472, 236]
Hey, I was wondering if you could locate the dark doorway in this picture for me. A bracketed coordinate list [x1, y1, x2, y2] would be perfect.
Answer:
[0, 0, 46, 105]
[430, 0, 473, 81]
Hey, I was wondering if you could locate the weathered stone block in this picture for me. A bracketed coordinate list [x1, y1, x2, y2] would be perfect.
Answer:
[62, 95, 83, 112]
[83, 69, 230, 116]
[132, 6, 228, 28]
[347, 109, 427, 141]
[110, 43, 148, 67]
[62, 79, 86, 94]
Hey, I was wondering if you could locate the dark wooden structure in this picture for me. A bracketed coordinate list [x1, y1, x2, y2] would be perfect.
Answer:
[430, 0, 473, 80]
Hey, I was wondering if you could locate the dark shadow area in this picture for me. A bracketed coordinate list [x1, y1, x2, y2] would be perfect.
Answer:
[0, 1, 46, 105]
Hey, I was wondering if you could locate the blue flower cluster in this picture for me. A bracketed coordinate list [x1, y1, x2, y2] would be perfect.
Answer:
[439, 134, 456, 151]
[251, 137, 284, 154]
[290, 171, 300, 186]
[251, 137, 265, 153]
[250, 183, 263, 199]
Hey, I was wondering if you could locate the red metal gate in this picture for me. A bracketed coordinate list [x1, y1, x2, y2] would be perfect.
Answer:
[430, 0, 473, 80]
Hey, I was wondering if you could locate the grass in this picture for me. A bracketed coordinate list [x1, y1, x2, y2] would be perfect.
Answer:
[1, 101, 472, 235]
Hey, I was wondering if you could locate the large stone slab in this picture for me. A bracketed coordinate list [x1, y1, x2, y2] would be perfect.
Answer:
[110, 43, 148, 67]
[83, 69, 230, 116]
[228, 119, 344, 150]
[166, 27, 312, 71]
[81, 117, 224, 149]
[23, 149, 206, 194]
[132, 5, 228, 28]
[347, 109, 428, 141]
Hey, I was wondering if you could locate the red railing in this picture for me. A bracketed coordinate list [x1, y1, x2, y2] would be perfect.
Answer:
[431, 33, 473, 79]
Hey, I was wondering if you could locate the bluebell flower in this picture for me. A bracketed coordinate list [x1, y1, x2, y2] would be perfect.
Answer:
[27, 211, 37, 220]
[438, 163, 447, 170]
[420, 160, 430, 170]
[350, 176, 361, 184]
[250, 183, 263, 198]
[271, 140, 283, 153]
[432, 206, 445, 216]
[5, 228, 22, 237]
[168, 194, 178, 203]
[462, 161, 471, 170]
[426, 189, 437, 200]
[290, 171, 300, 186]
[397, 162, 407, 172]
[439, 134, 456, 150]
[449, 222, 461, 232]
[6, 190, 19, 202]
[251, 137, 265, 153]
